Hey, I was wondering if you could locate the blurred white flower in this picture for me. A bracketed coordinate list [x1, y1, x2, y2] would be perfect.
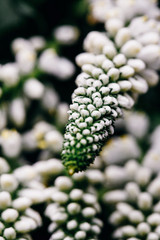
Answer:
[0, 129, 22, 158]
[16, 49, 36, 74]
[101, 135, 141, 164]
[9, 98, 26, 127]
[124, 111, 149, 139]
[44, 130, 63, 153]
[41, 87, 59, 111]
[0, 63, 19, 87]
[23, 78, 44, 100]
[39, 48, 75, 80]
[11, 38, 33, 54]
[54, 25, 79, 45]
[29, 36, 46, 51]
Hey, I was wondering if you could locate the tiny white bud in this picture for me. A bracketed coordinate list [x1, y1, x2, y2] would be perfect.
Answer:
[138, 192, 152, 210]
[121, 40, 142, 58]
[3, 227, 16, 239]
[23, 78, 44, 100]
[115, 27, 131, 47]
[137, 222, 150, 236]
[107, 68, 120, 81]
[103, 45, 117, 59]
[67, 203, 81, 215]
[52, 192, 68, 204]
[82, 207, 96, 218]
[75, 231, 86, 240]
[2, 208, 19, 222]
[55, 176, 73, 191]
[70, 189, 83, 201]
[120, 65, 135, 78]
[0, 174, 18, 192]
[147, 232, 159, 240]
[113, 54, 126, 67]
[67, 220, 78, 230]
[105, 18, 124, 37]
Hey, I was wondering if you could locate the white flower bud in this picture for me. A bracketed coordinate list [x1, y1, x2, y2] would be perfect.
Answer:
[0, 157, 10, 174]
[50, 230, 65, 240]
[105, 165, 127, 186]
[30, 36, 46, 50]
[122, 225, 137, 237]
[1, 129, 22, 158]
[9, 98, 25, 127]
[67, 220, 78, 230]
[118, 80, 132, 91]
[23, 78, 44, 99]
[127, 59, 145, 73]
[148, 178, 160, 198]
[138, 192, 152, 210]
[12, 38, 33, 53]
[129, 76, 148, 94]
[52, 212, 68, 224]
[54, 25, 79, 45]
[34, 158, 63, 176]
[83, 194, 97, 205]
[125, 160, 140, 178]
[108, 83, 120, 94]
[103, 45, 117, 59]
[16, 49, 36, 74]
[12, 197, 31, 211]
[105, 18, 124, 37]
[140, 69, 159, 87]
[55, 176, 73, 191]
[82, 207, 96, 218]
[75, 231, 86, 240]
[104, 190, 127, 204]
[52, 192, 68, 204]
[107, 68, 120, 81]
[70, 189, 83, 201]
[44, 130, 63, 153]
[135, 167, 151, 186]
[84, 31, 111, 54]
[137, 222, 150, 236]
[86, 169, 104, 184]
[121, 40, 142, 58]
[67, 203, 81, 215]
[129, 210, 144, 224]
[91, 225, 101, 234]
[1, 208, 19, 222]
[117, 94, 130, 108]
[138, 45, 160, 69]
[120, 65, 135, 78]
[125, 182, 140, 200]
[19, 189, 45, 204]
[115, 28, 131, 47]
[109, 211, 124, 225]
[3, 227, 16, 239]
[0, 191, 11, 209]
[0, 63, 19, 87]
[80, 222, 91, 231]
[76, 53, 95, 67]
[0, 174, 18, 192]
[14, 165, 36, 183]
[147, 232, 159, 240]
[64, 237, 74, 240]
[42, 87, 59, 111]
[113, 54, 126, 67]
[147, 213, 160, 226]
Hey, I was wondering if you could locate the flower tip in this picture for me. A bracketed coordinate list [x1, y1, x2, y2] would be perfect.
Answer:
[68, 167, 75, 176]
